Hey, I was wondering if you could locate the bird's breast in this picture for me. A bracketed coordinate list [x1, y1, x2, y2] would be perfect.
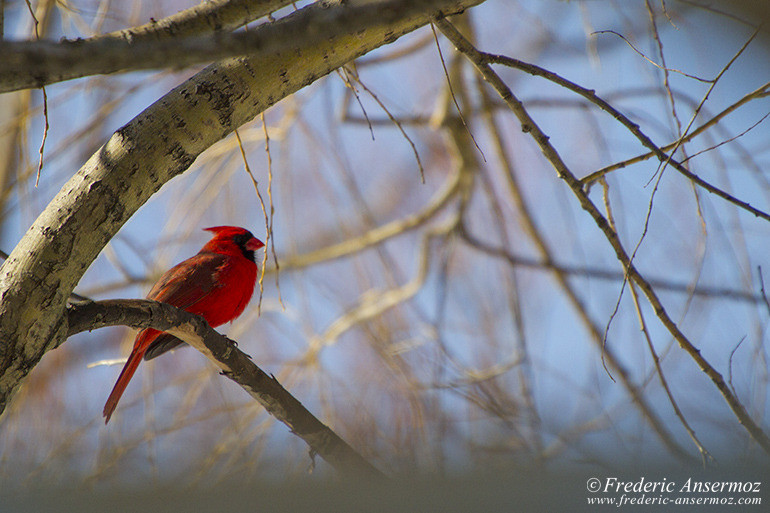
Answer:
[188, 256, 257, 327]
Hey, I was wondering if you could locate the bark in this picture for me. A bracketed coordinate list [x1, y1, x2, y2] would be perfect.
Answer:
[100, 0, 292, 42]
[0, 0, 478, 93]
[0, 0, 485, 416]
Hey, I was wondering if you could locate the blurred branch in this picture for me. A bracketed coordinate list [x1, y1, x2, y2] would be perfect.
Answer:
[441, 44, 543, 455]
[66, 298, 385, 479]
[436, 16, 770, 455]
[280, 165, 461, 270]
[467, 42, 693, 462]
[308, 230, 438, 357]
[458, 233, 765, 304]
[299, 112, 476, 360]
[0, 0, 484, 93]
[0, 0, 291, 92]
[681, 0, 770, 28]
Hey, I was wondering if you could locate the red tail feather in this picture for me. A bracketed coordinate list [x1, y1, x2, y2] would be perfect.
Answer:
[103, 331, 154, 423]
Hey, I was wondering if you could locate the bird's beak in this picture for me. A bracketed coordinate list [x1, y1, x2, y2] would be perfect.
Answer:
[247, 238, 265, 251]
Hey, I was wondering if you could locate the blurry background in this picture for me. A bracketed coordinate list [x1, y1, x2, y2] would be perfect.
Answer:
[1, 0, 770, 492]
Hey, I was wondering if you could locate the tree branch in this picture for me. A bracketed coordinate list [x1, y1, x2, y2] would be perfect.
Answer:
[467, 41, 770, 223]
[581, 81, 770, 185]
[0, 0, 483, 93]
[435, 15, 770, 455]
[67, 299, 385, 479]
[2, 0, 292, 94]
[100, 0, 291, 43]
[0, 0, 486, 417]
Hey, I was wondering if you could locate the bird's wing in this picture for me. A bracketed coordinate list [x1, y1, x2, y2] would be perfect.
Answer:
[142, 252, 226, 361]
[146, 252, 226, 308]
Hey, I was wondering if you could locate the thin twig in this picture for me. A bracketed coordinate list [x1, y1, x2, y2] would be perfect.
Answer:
[728, 337, 746, 399]
[338, 67, 375, 139]
[430, 21, 486, 162]
[581, 82, 770, 185]
[758, 266, 770, 316]
[261, 114, 285, 310]
[604, 177, 712, 465]
[682, 112, 770, 163]
[234, 128, 269, 314]
[343, 65, 426, 182]
[592, 29, 711, 83]
[35, 87, 48, 187]
[24, 0, 48, 187]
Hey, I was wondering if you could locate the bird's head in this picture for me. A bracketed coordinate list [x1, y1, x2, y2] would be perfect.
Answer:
[203, 226, 265, 262]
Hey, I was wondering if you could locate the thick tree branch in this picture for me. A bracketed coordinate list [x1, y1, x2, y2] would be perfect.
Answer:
[100, 0, 291, 43]
[0, 0, 485, 417]
[0, 0, 482, 93]
[67, 299, 384, 479]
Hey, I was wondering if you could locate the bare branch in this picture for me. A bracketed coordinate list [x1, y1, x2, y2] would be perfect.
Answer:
[280, 164, 461, 270]
[581, 81, 770, 185]
[102, 0, 292, 42]
[469, 37, 693, 461]
[592, 29, 712, 83]
[603, 178, 714, 465]
[0, 0, 484, 93]
[457, 234, 765, 304]
[67, 298, 385, 479]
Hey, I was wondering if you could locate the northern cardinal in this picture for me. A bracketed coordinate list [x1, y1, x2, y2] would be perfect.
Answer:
[103, 226, 264, 423]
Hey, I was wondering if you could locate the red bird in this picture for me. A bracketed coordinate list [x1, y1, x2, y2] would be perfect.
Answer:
[103, 226, 264, 423]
